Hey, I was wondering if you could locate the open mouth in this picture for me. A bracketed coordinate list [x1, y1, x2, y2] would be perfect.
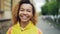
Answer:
[21, 16, 28, 20]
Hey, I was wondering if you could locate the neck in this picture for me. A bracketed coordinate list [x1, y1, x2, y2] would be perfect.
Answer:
[20, 21, 29, 28]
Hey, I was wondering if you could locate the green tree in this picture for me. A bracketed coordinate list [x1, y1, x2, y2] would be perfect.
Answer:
[41, 0, 58, 15]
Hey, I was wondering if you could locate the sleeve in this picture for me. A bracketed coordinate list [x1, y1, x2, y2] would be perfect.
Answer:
[38, 28, 43, 34]
[6, 27, 12, 34]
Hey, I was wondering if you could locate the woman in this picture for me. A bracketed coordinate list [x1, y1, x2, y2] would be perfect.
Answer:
[6, 0, 42, 34]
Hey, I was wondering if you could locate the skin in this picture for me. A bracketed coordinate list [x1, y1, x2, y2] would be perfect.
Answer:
[19, 4, 33, 28]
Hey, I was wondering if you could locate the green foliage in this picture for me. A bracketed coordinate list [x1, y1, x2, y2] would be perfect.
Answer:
[41, 0, 60, 29]
[41, 0, 58, 15]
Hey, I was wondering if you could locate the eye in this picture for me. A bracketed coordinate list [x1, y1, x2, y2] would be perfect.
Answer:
[27, 9, 32, 12]
[28, 11, 31, 12]
[20, 9, 24, 11]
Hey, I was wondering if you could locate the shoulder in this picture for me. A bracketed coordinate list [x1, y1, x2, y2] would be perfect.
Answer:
[6, 27, 12, 34]
[37, 28, 43, 34]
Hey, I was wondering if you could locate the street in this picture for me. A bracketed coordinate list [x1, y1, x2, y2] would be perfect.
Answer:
[37, 16, 60, 34]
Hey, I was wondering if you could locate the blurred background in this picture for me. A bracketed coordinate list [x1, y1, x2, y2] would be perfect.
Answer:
[0, 0, 60, 34]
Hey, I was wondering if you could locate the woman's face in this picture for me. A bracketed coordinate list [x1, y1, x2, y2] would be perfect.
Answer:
[19, 4, 33, 22]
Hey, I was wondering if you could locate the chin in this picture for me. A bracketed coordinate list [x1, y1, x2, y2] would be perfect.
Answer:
[21, 20, 29, 22]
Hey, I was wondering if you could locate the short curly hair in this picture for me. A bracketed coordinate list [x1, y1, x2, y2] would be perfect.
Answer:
[12, 0, 37, 25]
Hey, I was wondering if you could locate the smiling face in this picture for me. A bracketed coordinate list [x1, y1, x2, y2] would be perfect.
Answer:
[19, 4, 33, 22]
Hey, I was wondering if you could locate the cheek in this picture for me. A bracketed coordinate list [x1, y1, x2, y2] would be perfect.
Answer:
[19, 11, 22, 15]
[28, 13, 33, 18]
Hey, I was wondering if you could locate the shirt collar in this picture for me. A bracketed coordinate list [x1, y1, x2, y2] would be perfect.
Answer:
[14, 21, 35, 31]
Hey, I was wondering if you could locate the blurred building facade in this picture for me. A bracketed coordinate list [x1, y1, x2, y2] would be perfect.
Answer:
[0, 0, 12, 19]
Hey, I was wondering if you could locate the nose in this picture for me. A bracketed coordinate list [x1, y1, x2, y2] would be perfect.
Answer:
[23, 10, 27, 15]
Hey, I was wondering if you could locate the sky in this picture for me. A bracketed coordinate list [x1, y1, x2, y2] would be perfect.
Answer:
[33, 0, 46, 12]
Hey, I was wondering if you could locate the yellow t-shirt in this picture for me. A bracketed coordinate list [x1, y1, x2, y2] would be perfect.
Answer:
[6, 21, 42, 34]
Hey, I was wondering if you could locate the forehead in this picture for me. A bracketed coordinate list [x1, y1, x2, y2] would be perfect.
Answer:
[20, 4, 32, 9]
